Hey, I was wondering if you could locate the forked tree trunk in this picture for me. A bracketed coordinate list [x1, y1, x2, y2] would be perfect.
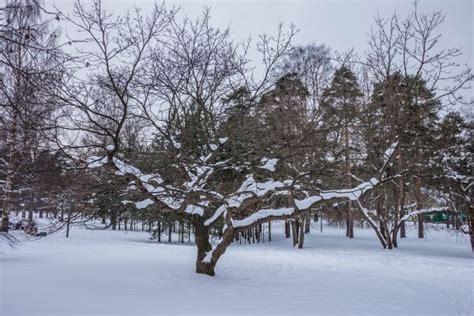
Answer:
[193, 215, 235, 276]
[193, 217, 214, 275]
[381, 221, 393, 249]
[391, 226, 398, 248]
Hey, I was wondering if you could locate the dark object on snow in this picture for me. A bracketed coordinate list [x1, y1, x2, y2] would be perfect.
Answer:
[36, 232, 47, 237]
[14, 220, 27, 230]
[24, 222, 38, 236]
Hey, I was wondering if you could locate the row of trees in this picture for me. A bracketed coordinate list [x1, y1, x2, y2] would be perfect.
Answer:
[0, 0, 472, 275]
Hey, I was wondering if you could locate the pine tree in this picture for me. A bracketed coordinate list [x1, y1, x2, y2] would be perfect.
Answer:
[432, 113, 473, 250]
[363, 73, 440, 243]
[320, 66, 363, 238]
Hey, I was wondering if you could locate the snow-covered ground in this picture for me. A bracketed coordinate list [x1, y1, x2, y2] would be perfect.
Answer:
[1, 222, 472, 316]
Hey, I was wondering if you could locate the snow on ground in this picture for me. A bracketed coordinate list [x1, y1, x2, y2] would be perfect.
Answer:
[0, 222, 472, 316]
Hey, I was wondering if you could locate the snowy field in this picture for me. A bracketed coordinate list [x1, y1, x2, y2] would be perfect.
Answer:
[1, 222, 472, 316]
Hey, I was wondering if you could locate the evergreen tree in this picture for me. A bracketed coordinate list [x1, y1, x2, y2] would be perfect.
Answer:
[363, 72, 440, 244]
[320, 66, 363, 238]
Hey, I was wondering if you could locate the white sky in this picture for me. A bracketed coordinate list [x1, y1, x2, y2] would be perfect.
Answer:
[51, 0, 472, 60]
[49, 0, 473, 103]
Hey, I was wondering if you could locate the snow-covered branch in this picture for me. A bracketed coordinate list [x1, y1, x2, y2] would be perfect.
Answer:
[398, 207, 450, 225]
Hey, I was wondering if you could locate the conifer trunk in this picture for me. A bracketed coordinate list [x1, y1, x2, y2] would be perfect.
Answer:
[285, 220, 290, 238]
[415, 177, 424, 238]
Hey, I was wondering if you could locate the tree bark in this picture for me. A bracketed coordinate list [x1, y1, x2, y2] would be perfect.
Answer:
[415, 177, 424, 238]
[194, 214, 235, 276]
[193, 217, 214, 275]
[400, 220, 406, 238]
[285, 220, 290, 238]
[268, 221, 272, 242]
[304, 215, 310, 233]
[347, 202, 354, 238]
[66, 209, 71, 238]
[297, 216, 305, 248]
[291, 220, 298, 246]
[168, 222, 172, 243]
[344, 121, 354, 238]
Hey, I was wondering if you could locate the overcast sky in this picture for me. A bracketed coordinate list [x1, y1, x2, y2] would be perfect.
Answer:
[49, 0, 473, 105]
[51, 0, 472, 61]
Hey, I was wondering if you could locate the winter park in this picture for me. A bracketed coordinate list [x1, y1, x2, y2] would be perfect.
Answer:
[0, 0, 473, 315]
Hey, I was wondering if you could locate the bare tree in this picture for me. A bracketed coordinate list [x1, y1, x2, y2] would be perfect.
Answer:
[0, 0, 63, 233]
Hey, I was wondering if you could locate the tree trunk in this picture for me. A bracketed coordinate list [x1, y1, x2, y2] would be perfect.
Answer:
[157, 220, 161, 242]
[470, 230, 474, 253]
[193, 215, 236, 277]
[415, 177, 424, 238]
[320, 213, 323, 232]
[297, 217, 305, 248]
[66, 210, 71, 238]
[417, 215, 424, 238]
[291, 220, 298, 247]
[347, 202, 354, 238]
[304, 215, 310, 233]
[400, 221, 406, 238]
[168, 222, 172, 243]
[1, 215, 9, 233]
[193, 217, 214, 275]
[1, 113, 17, 233]
[188, 222, 192, 243]
[391, 226, 398, 248]
[285, 220, 290, 238]
[268, 221, 272, 242]
[344, 122, 354, 239]
[467, 207, 473, 252]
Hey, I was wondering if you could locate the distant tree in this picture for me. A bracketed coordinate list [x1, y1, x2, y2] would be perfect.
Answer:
[0, 0, 62, 233]
[278, 44, 333, 114]
[320, 66, 363, 238]
[431, 113, 473, 250]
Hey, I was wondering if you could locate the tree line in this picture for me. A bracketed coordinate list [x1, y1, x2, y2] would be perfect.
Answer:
[0, 0, 472, 275]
